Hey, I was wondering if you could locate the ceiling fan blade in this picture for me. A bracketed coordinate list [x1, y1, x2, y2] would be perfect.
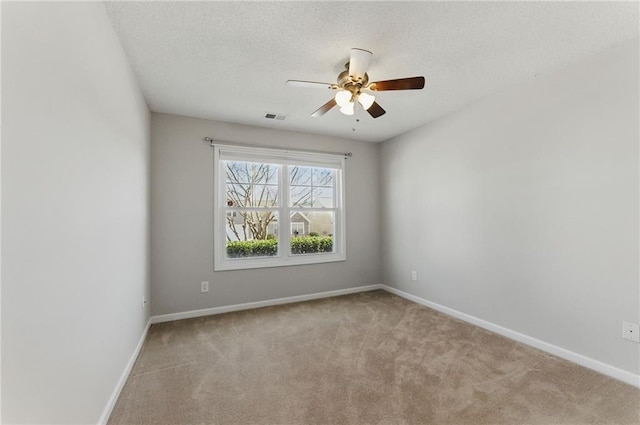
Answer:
[367, 101, 386, 118]
[369, 76, 425, 91]
[286, 80, 336, 89]
[311, 98, 337, 117]
[348, 48, 372, 79]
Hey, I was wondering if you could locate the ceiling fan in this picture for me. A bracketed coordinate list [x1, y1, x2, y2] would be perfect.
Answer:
[287, 48, 425, 119]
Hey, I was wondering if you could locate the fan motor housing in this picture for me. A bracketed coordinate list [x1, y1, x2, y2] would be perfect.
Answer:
[337, 68, 369, 92]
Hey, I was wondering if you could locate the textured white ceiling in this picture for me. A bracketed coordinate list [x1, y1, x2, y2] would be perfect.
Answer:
[104, 1, 638, 143]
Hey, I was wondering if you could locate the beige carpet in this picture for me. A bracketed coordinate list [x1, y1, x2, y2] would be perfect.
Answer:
[108, 290, 640, 424]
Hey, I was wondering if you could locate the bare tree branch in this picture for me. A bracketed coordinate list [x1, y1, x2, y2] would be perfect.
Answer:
[224, 162, 332, 241]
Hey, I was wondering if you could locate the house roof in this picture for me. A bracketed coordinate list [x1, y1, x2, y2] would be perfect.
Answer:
[291, 211, 311, 223]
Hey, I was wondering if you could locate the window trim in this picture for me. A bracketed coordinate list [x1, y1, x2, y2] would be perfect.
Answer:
[213, 144, 346, 271]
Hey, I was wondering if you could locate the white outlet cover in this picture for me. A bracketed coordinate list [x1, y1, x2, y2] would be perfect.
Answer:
[201, 281, 209, 293]
[622, 321, 639, 343]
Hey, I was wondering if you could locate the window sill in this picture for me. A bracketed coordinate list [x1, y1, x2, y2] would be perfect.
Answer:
[214, 253, 346, 271]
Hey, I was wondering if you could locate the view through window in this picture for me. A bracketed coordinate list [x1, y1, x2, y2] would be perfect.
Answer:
[214, 145, 345, 271]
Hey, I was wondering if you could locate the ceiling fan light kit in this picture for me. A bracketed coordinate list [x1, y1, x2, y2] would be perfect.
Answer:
[340, 102, 355, 116]
[335, 90, 353, 107]
[287, 48, 425, 119]
[358, 92, 376, 110]
[334, 89, 375, 115]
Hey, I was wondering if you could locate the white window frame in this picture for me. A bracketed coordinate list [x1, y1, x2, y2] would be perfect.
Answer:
[213, 144, 346, 271]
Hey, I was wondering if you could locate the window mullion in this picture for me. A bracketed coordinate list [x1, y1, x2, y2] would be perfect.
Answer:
[280, 164, 291, 258]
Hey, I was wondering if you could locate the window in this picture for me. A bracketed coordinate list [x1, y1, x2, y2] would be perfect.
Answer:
[290, 221, 305, 236]
[214, 144, 346, 271]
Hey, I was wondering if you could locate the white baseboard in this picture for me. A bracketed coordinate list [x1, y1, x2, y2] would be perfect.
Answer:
[98, 317, 152, 425]
[150, 284, 384, 324]
[381, 284, 640, 388]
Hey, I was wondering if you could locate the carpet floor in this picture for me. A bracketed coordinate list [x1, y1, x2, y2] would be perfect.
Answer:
[108, 290, 640, 424]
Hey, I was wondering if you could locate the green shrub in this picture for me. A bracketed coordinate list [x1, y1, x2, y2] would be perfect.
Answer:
[290, 236, 333, 255]
[226, 239, 278, 258]
[226, 236, 333, 257]
[308, 231, 319, 237]
[317, 236, 333, 252]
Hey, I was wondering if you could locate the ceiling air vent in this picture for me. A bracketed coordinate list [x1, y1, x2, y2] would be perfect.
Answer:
[264, 113, 287, 120]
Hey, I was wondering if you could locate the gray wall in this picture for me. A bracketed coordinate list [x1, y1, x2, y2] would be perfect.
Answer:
[2, 3, 150, 423]
[380, 38, 640, 375]
[150, 113, 381, 316]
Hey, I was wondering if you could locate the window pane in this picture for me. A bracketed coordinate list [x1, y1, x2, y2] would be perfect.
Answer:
[312, 187, 334, 208]
[226, 161, 278, 184]
[289, 166, 336, 208]
[290, 186, 312, 207]
[289, 166, 312, 186]
[312, 167, 334, 187]
[226, 161, 279, 207]
[290, 211, 334, 255]
[225, 210, 278, 258]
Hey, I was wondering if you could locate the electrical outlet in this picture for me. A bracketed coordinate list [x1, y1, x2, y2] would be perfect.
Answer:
[622, 321, 639, 342]
[201, 281, 209, 293]
[142, 296, 147, 310]
[411, 270, 417, 281]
